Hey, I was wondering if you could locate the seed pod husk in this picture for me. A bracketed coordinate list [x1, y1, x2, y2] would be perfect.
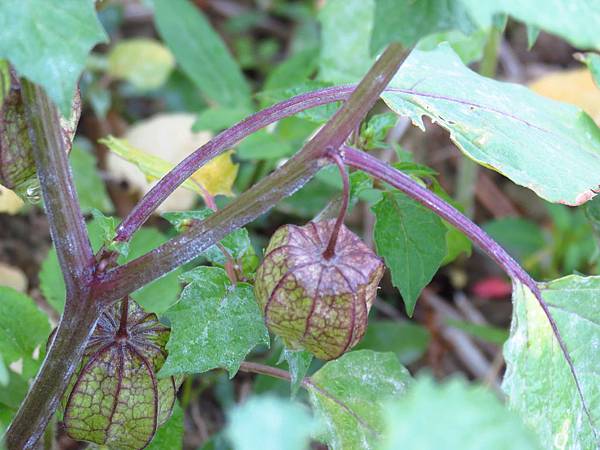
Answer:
[254, 220, 384, 360]
[0, 64, 80, 198]
[63, 300, 179, 450]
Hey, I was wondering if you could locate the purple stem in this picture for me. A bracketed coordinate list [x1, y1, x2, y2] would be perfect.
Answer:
[323, 148, 350, 260]
[343, 145, 594, 433]
[94, 44, 407, 303]
[113, 85, 355, 243]
[20, 80, 94, 294]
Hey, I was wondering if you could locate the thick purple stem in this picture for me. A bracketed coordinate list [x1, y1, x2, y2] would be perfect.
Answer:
[95, 44, 407, 303]
[20, 80, 94, 294]
[343, 145, 594, 433]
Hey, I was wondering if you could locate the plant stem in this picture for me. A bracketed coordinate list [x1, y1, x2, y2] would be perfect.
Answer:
[20, 80, 94, 295]
[6, 83, 99, 449]
[343, 145, 593, 430]
[95, 44, 406, 304]
[113, 86, 355, 243]
[343, 145, 535, 291]
[5, 297, 100, 449]
[455, 25, 502, 217]
[323, 148, 350, 259]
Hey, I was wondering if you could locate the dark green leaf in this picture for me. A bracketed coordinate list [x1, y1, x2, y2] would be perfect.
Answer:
[372, 192, 447, 316]
[153, 0, 251, 108]
[380, 377, 541, 449]
[308, 350, 412, 450]
[483, 218, 545, 263]
[0, 0, 107, 116]
[355, 321, 430, 365]
[160, 267, 269, 377]
[445, 319, 509, 345]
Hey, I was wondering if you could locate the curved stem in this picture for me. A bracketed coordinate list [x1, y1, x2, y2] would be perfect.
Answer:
[323, 148, 350, 260]
[94, 44, 406, 304]
[343, 145, 594, 433]
[113, 85, 355, 243]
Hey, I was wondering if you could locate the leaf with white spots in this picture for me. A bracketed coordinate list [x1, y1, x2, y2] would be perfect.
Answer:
[307, 350, 412, 450]
[382, 44, 600, 205]
[503, 277, 600, 449]
[160, 267, 269, 378]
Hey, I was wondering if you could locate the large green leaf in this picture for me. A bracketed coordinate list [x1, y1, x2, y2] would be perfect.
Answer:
[318, 0, 374, 84]
[503, 277, 600, 449]
[0, 287, 50, 380]
[226, 395, 319, 450]
[460, 0, 600, 50]
[308, 350, 412, 450]
[0, 0, 107, 116]
[153, 0, 251, 108]
[371, 0, 476, 53]
[379, 377, 541, 449]
[159, 267, 269, 378]
[382, 44, 600, 205]
[372, 191, 447, 316]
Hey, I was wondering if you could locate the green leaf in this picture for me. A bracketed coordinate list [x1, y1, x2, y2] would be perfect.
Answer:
[237, 129, 294, 160]
[360, 113, 397, 150]
[0, 287, 50, 379]
[70, 145, 113, 214]
[160, 267, 269, 378]
[107, 38, 175, 90]
[278, 348, 313, 397]
[445, 319, 509, 345]
[91, 209, 130, 258]
[371, 0, 476, 53]
[576, 52, 600, 88]
[263, 47, 318, 94]
[308, 350, 412, 450]
[147, 402, 184, 450]
[379, 377, 541, 449]
[318, 0, 374, 84]
[503, 277, 600, 449]
[417, 29, 487, 64]
[0, 59, 10, 105]
[382, 44, 600, 205]
[483, 218, 545, 263]
[226, 395, 319, 450]
[372, 191, 446, 316]
[460, 0, 600, 50]
[0, 0, 107, 116]
[153, 0, 251, 108]
[162, 209, 259, 276]
[355, 321, 430, 365]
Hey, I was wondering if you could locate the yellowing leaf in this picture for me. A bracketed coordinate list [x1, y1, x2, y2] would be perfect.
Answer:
[104, 114, 238, 213]
[102, 135, 237, 197]
[0, 262, 27, 292]
[107, 38, 175, 90]
[0, 184, 23, 214]
[528, 68, 600, 125]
